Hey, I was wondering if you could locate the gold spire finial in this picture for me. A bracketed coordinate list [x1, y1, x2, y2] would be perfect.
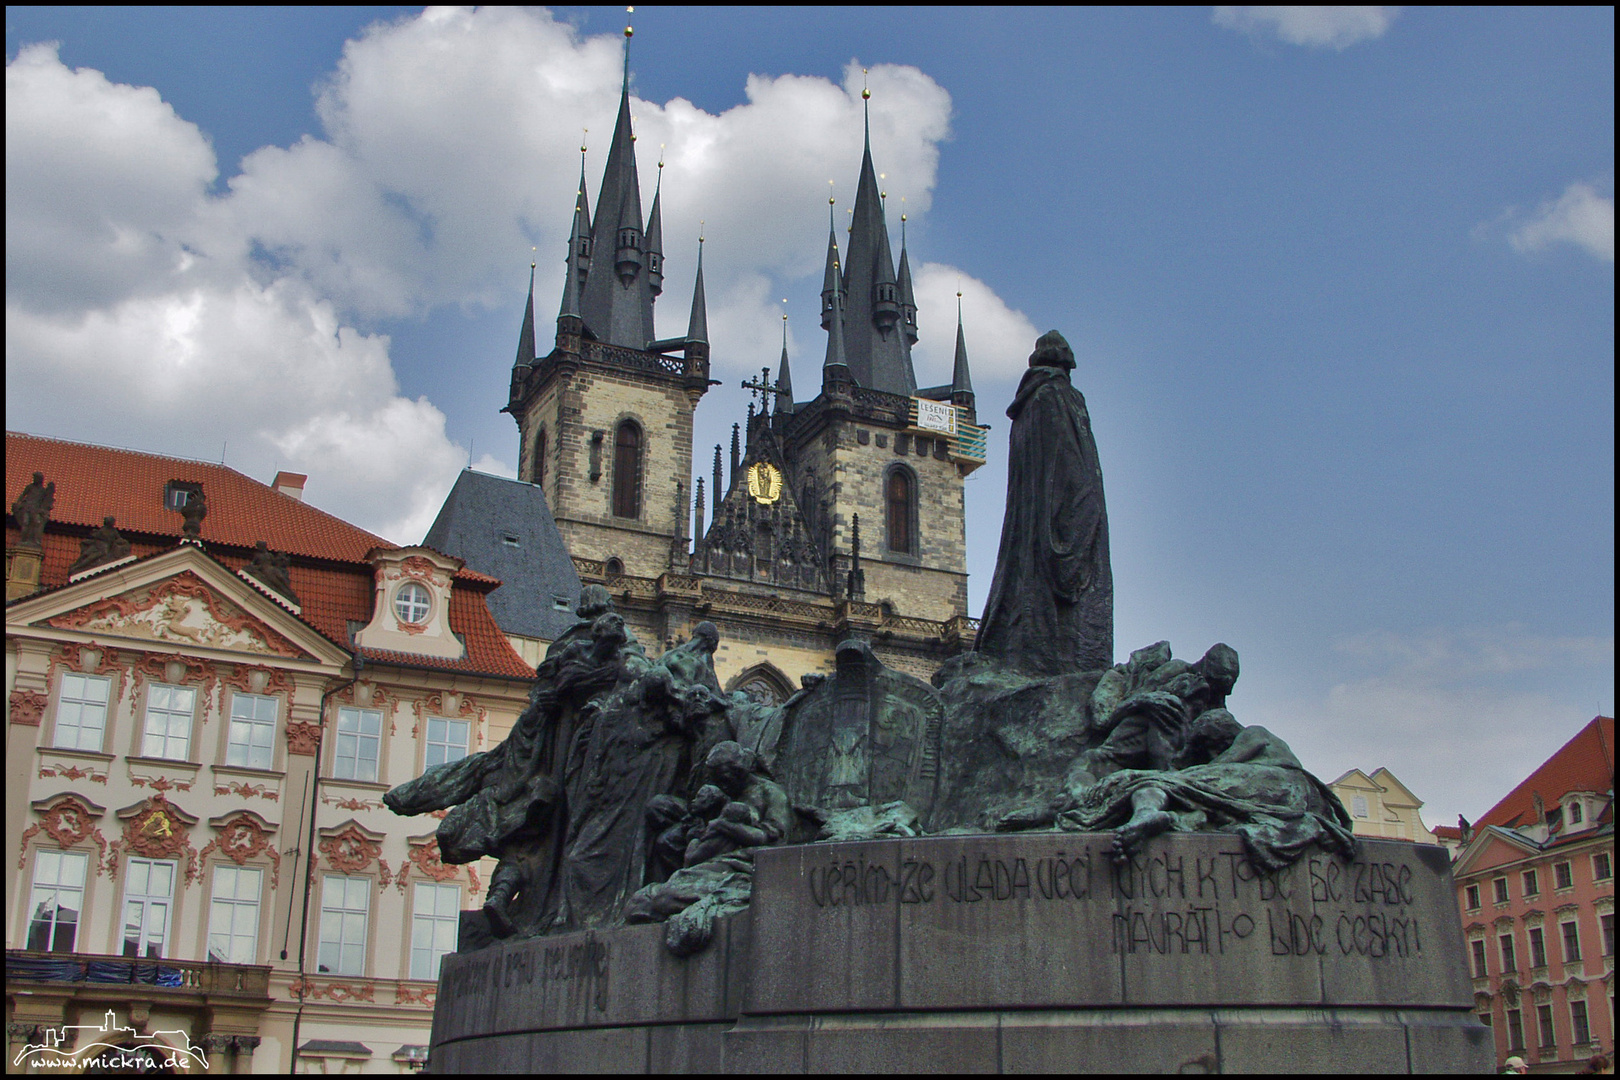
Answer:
[658, 143, 665, 169]
[699, 219, 705, 243]
[862, 68, 870, 100]
[625, 6, 634, 38]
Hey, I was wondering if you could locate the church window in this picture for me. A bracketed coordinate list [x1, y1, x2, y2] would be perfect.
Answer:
[605, 557, 625, 577]
[886, 467, 916, 555]
[533, 426, 547, 488]
[394, 582, 431, 625]
[612, 421, 642, 519]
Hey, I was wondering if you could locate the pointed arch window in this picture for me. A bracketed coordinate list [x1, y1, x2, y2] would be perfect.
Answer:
[886, 466, 916, 555]
[532, 426, 547, 489]
[612, 421, 643, 519]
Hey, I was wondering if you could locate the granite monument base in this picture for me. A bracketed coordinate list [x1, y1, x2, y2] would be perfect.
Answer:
[426, 835, 1492, 1073]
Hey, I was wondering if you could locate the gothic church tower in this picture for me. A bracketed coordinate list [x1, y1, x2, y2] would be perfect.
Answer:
[506, 46, 710, 582]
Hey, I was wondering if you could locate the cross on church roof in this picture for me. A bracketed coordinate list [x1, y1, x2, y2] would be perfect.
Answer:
[740, 367, 774, 412]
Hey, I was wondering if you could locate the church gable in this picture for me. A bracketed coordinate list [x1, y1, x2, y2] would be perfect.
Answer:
[697, 426, 827, 593]
[43, 569, 307, 658]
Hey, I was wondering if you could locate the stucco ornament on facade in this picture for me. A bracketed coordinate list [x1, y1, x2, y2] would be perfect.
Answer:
[318, 822, 382, 874]
[9, 688, 49, 726]
[48, 573, 302, 657]
[109, 794, 199, 883]
[198, 813, 281, 888]
[18, 796, 110, 875]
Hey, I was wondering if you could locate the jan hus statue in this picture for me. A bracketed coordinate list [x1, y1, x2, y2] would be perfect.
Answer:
[975, 330, 1113, 675]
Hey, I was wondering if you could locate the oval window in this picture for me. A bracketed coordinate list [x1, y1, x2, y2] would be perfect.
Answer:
[394, 582, 431, 624]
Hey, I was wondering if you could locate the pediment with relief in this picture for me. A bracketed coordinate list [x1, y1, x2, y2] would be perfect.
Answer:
[46, 570, 305, 657]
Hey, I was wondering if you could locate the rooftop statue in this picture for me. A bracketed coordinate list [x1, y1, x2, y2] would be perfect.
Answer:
[69, 516, 131, 575]
[11, 471, 55, 547]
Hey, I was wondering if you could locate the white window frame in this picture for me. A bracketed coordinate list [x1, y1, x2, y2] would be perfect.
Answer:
[1498, 931, 1517, 974]
[1492, 876, 1510, 904]
[141, 682, 195, 760]
[1536, 1002, 1556, 1048]
[1528, 925, 1548, 968]
[1560, 919, 1582, 962]
[207, 864, 263, 964]
[54, 673, 111, 751]
[27, 849, 89, 953]
[227, 692, 278, 770]
[1554, 860, 1575, 890]
[333, 707, 383, 782]
[1522, 868, 1539, 897]
[318, 874, 370, 977]
[1465, 883, 1481, 911]
[393, 582, 431, 625]
[424, 716, 471, 770]
[121, 857, 176, 959]
[1470, 938, 1488, 978]
[1570, 999, 1591, 1045]
[409, 881, 461, 980]
[1592, 850, 1612, 882]
[1351, 794, 1369, 819]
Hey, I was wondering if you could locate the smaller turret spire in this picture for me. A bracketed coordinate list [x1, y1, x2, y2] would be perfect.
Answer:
[823, 258, 850, 384]
[820, 192, 843, 331]
[645, 148, 664, 298]
[897, 205, 918, 347]
[775, 306, 795, 414]
[686, 234, 708, 345]
[517, 262, 537, 366]
[712, 444, 723, 513]
[952, 289, 975, 401]
[730, 422, 741, 484]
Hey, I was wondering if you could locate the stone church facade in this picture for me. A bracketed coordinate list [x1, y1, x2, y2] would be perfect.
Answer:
[499, 65, 989, 697]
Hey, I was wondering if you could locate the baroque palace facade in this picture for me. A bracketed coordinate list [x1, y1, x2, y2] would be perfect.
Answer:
[5, 433, 535, 1073]
[480, 56, 988, 700]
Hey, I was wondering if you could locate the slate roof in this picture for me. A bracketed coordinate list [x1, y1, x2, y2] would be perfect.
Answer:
[6, 432, 529, 679]
[422, 469, 583, 642]
[1474, 715, 1615, 830]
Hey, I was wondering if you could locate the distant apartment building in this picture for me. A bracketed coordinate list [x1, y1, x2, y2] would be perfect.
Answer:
[1450, 716, 1615, 1072]
[1328, 767, 1441, 844]
[6, 433, 539, 1073]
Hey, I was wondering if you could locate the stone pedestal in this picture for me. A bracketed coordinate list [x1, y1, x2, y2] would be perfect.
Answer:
[426, 835, 1492, 1073]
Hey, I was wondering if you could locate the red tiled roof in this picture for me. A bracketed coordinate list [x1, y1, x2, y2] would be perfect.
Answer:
[8, 433, 527, 680]
[1431, 824, 1463, 841]
[5, 433, 496, 585]
[1475, 716, 1615, 829]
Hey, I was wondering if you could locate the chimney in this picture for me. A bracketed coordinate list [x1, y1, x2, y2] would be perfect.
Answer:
[273, 472, 307, 501]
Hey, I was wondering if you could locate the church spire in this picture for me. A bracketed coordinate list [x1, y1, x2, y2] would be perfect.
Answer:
[820, 193, 842, 331]
[946, 291, 972, 404]
[576, 22, 654, 350]
[776, 310, 795, 414]
[829, 74, 915, 397]
[645, 152, 665, 298]
[897, 208, 918, 348]
[823, 256, 850, 384]
[686, 236, 708, 345]
[516, 262, 537, 367]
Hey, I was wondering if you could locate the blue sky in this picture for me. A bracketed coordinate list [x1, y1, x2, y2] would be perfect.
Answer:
[7, 7, 1613, 829]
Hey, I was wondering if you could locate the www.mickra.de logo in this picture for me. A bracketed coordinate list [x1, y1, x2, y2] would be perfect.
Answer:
[13, 1009, 209, 1071]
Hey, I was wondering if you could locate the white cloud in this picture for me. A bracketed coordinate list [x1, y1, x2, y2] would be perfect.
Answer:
[1213, 7, 1397, 50]
[1508, 181, 1615, 263]
[910, 264, 1041, 386]
[7, 11, 1029, 546]
[1244, 625, 1613, 828]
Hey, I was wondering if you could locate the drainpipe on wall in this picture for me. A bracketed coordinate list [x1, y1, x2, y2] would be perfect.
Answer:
[288, 651, 363, 1072]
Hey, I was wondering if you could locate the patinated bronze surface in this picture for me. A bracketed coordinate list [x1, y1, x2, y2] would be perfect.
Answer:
[385, 330, 1355, 956]
[975, 330, 1112, 676]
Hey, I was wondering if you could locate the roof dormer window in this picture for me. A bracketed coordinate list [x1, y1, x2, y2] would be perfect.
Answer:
[1568, 801, 1583, 825]
[393, 582, 430, 625]
[165, 481, 201, 510]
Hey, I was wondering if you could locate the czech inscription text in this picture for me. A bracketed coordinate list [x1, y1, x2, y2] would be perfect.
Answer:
[800, 845, 1428, 962]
